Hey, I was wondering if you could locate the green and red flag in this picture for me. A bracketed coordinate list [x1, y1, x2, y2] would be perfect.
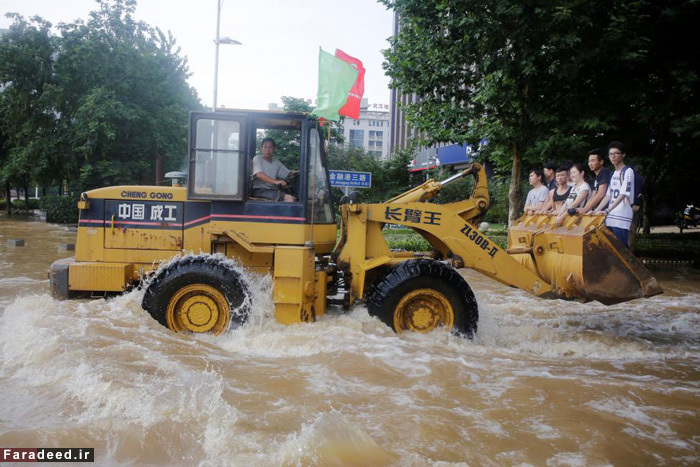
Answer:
[335, 49, 365, 120]
[311, 47, 358, 121]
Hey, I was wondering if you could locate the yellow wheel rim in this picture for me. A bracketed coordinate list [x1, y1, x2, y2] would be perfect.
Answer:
[166, 284, 230, 335]
[393, 288, 454, 333]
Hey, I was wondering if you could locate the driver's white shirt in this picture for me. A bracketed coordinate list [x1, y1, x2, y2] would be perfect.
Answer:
[252, 155, 291, 191]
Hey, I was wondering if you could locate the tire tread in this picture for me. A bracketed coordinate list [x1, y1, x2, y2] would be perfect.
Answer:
[142, 255, 250, 332]
[367, 259, 478, 338]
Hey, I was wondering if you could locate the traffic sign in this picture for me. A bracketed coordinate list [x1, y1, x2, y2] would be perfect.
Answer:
[329, 170, 371, 188]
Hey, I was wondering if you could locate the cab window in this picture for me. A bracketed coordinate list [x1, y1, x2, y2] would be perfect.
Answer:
[250, 117, 302, 201]
[307, 128, 334, 223]
[192, 118, 243, 199]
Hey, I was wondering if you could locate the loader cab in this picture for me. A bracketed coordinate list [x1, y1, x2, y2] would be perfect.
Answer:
[188, 110, 335, 225]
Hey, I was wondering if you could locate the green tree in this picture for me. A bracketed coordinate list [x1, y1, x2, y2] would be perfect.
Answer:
[0, 0, 202, 205]
[50, 0, 201, 192]
[327, 144, 411, 203]
[260, 97, 312, 170]
[0, 14, 58, 214]
[592, 0, 700, 235]
[279, 95, 345, 144]
[381, 0, 610, 224]
[261, 96, 347, 170]
[381, 0, 700, 229]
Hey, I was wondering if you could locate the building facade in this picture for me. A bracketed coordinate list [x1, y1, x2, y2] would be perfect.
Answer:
[390, 89, 423, 153]
[267, 99, 391, 159]
[342, 98, 391, 159]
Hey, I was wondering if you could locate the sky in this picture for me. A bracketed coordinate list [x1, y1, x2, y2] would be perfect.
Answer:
[0, 0, 395, 110]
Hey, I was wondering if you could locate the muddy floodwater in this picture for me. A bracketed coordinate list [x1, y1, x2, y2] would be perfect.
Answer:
[1, 217, 699, 465]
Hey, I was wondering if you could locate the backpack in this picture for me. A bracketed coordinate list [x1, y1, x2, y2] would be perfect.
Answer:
[621, 166, 644, 209]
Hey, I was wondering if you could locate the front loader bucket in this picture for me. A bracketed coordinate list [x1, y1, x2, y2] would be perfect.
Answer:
[508, 214, 662, 305]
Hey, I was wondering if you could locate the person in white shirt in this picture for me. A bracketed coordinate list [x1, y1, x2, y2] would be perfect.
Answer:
[593, 141, 635, 247]
[555, 163, 590, 226]
[524, 168, 550, 215]
[251, 138, 297, 202]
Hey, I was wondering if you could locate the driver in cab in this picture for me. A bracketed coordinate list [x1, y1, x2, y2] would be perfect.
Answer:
[251, 137, 297, 202]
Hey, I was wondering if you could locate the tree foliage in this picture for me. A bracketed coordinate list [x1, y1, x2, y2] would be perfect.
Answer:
[380, 0, 700, 227]
[326, 144, 412, 203]
[260, 95, 347, 171]
[592, 0, 700, 233]
[0, 0, 202, 203]
[381, 0, 608, 223]
[0, 14, 57, 213]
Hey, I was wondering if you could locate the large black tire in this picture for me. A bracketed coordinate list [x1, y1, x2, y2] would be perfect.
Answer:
[367, 259, 478, 339]
[142, 256, 250, 335]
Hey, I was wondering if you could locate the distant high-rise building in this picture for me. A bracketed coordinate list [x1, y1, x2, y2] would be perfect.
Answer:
[341, 98, 390, 159]
[388, 12, 422, 154]
[390, 90, 422, 153]
[387, 12, 476, 174]
[267, 98, 391, 159]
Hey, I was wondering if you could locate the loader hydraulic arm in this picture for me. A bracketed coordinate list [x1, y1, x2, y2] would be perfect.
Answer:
[333, 163, 556, 306]
[334, 200, 556, 306]
[386, 163, 490, 222]
[333, 162, 660, 308]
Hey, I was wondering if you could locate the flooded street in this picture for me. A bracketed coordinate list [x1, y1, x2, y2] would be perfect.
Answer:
[1, 217, 699, 465]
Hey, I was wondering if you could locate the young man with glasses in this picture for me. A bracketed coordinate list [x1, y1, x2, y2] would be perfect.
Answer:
[592, 142, 635, 247]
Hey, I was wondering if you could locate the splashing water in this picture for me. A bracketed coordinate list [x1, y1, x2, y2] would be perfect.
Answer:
[1, 218, 699, 464]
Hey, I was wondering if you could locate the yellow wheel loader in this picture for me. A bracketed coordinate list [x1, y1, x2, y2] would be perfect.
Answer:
[49, 109, 662, 337]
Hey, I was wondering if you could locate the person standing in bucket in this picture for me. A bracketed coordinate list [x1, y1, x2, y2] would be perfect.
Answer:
[555, 163, 590, 226]
[524, 168, 550, 215]
[543, 161, 558, 190]
[593, 142, 635, 247]
[577, 148, 612, 214]
[538, 166, 572, 214]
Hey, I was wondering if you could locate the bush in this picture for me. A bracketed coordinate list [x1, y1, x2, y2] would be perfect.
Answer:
[39, 196, 79, 224]
[13, 198, 40, 209]
[383, 226, 508, 252]
[383, 228, 431, 251]
[633, 233, 700, 267]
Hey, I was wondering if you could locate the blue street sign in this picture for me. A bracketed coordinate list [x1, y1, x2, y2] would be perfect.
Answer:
[329, 170, 372, 188]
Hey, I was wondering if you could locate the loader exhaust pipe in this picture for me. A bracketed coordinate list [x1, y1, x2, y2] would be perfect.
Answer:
[440, 165, 478, 187]
[387, 163, 486, 205]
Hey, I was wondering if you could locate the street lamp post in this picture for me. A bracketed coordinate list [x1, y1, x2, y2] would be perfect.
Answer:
[213, 0, 241, 111]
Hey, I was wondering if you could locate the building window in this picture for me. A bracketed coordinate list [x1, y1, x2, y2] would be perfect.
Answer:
[349, 130, 364, 148]
[368, 130, 384, 142]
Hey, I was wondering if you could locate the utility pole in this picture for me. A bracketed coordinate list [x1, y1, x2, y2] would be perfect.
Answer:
[213, 0, 241, 111]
